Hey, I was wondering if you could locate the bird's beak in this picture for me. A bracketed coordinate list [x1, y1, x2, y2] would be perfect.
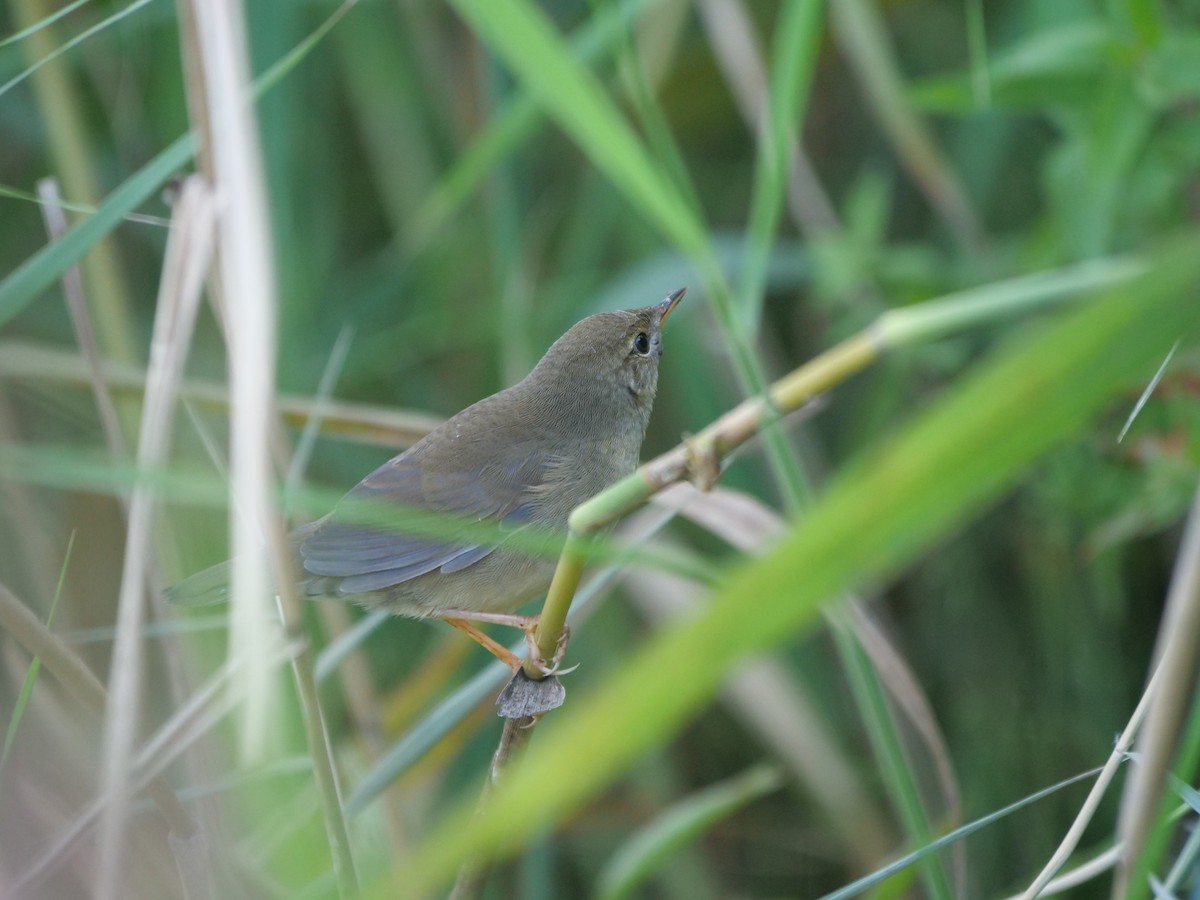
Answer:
[657, 287, 686, 325]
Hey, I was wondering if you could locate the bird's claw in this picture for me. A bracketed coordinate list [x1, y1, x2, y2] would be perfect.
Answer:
[528, 659, 580, 678]
[523, 623, 573, 678]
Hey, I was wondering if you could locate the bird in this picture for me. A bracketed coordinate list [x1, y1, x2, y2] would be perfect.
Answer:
[170, 288, 685, 673]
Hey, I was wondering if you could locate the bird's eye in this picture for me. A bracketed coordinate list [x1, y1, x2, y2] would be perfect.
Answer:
[632, 332, 651, 355]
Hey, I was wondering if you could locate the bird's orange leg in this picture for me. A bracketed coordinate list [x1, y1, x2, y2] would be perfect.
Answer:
[443, 618, 524, 670]
[437, 610, 539, 634]
[438, 610, 572, 675]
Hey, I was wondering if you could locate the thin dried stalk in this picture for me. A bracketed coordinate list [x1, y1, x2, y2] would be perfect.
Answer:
[1019, 665, 1161, 898]
[184, 0, 359, 891]
[0, 339, 440, 448]
[1003, 846, 1122, 899]
[697, 0, 841, 238]
[185, 0, 280, 764]
[15, 629, 302, 896]
[648, 484, 959, 868]
[828, 0, 987, 254]
[37, 177, 129, 462]
[1112, 478, 1200, 896]
[95, 177, 214, 900]
[0, 580, 205, 896]
[40, 175, 219, 900]
[625, 559, 892, 869]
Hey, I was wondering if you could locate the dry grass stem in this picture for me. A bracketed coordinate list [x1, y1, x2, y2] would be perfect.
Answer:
[698, 0, 841, 237]
[37, 177, 130, 461]
[646, 484, 960, 867]
[186, 0, 281, 764]
[95, 176, 215, 900]
[1018, 664, 1161, 897]
[827, 0, 987, 254]
[17, 635, 302, 896]
[625, 558, 893, 868]
[1112, 478, 1200, 895]
[0, 339, 441, 448]
[846, 603, 963, 833]
[1004, 845, 1122, 899]
[0, 582, 198, 865]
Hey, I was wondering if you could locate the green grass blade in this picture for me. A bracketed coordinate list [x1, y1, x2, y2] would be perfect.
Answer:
[818, 766, 1104, 900]
[737, 0, 824, 331]
[0, 135, 195, 330]
[0, 0, 163, 100]
[410, 0, 657, 248]
[378, 237, 1200, 896]
[0, 0, 95, 50]
[0, 0, 356, 331]
[447, 0, 708, 261]
[596, 763, 784, 900]
[832, 621, 954, 899]
[0, 530, 77, 774]
[965, 0, 991, 106]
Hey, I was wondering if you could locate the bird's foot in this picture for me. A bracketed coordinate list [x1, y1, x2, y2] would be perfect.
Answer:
[523, 623, 573, 678]
[443, 617, 524, 670]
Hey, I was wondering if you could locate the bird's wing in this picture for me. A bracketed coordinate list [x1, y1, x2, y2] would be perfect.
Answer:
[299, 448, 544, 594]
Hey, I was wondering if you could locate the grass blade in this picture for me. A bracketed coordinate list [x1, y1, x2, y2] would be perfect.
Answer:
[0, 134, 194, 330]
[820, 767, 1105, 900]
[0, 530, 75, 774]
[596, 763, 784, 900]
[447, 0, 707, 261]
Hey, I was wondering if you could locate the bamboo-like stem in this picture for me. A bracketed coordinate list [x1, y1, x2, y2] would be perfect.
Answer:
[449, 716, 538, 899]
[528, 330, 880, 671]
[37, 178, 129, 463]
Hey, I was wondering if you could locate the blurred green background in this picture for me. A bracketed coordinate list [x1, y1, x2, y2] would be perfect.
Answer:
[2, 0, 1199, 897]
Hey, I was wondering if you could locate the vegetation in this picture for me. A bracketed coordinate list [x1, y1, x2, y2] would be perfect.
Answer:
[1, 0, 1199, 897]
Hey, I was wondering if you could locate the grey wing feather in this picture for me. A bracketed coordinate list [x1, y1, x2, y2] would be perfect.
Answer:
[299, 449, 541, 594]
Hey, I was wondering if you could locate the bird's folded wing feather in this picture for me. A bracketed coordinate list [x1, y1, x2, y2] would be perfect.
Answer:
[299, 449, 543, 594]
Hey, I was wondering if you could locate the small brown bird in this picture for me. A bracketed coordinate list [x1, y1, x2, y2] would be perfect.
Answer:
[172, 288, 684, 672]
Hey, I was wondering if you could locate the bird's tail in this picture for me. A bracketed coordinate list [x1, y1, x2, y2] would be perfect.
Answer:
[164, 525, 314, 606]
[163, 560, 232, 607]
